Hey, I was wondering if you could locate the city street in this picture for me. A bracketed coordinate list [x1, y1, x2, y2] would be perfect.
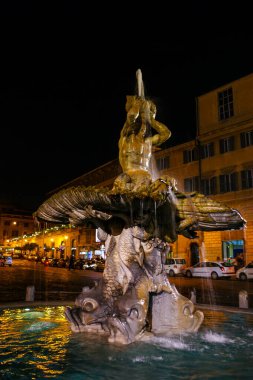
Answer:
[0, 260, 101, 304]
[0, 260, 253, 307]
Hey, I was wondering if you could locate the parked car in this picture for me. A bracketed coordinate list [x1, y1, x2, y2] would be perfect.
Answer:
[43, 257, 53, 266]
[83, 259, 97, 270]
[27, 254, 38, 261]
[74, 259, 86, 270]
[57, 258, 67, 268]
[236, 262, 253, 281]
[12, 253, 22, 259]
[183, 261, 235, 280]
[164, 258, 186, 276]
[96, 260, 105, 272]
[49, 258, 59, 267]
[0, 256, 13, 267]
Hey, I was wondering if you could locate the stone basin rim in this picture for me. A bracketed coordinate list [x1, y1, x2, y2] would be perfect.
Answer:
[1, 300, 253, 315]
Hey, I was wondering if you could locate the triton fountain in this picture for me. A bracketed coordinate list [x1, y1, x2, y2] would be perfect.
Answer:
[34, 69, 246, 346]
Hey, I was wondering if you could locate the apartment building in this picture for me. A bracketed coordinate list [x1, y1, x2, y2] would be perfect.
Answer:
[0, 202, 35, 245]
[156, 73, 253, 265]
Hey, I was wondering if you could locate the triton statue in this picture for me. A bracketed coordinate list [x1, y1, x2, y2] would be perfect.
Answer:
[35, 69, 246, 345]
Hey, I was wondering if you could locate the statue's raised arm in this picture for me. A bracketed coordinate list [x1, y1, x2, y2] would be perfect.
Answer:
[148, 101, 171, 146]
[115, 70, 171, 193]
[135, 68, 171, 146]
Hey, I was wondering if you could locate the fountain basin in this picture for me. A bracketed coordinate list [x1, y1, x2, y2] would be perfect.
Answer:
[1, 304, 253, 379]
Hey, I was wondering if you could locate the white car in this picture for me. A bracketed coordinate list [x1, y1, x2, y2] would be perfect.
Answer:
[183, 261, 235, 280]
[236, 262, 253, 281]
[164, 258, 186, 276]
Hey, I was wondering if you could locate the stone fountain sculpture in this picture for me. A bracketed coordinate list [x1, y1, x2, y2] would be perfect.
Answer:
[35, 69, 246, 345]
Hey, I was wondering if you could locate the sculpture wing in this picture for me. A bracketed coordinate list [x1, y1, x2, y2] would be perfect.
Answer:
[34, 185, 246, 242]
[175, 191, 246, 237]
[34, 186, 115, 225]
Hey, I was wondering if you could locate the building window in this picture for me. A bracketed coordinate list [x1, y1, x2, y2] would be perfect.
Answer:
[240, 130, 253, 148]
[156, 156, 170, 171]
[241, 169, 253, 189]
[219, 173, 237, 193]
[24, 222, 29, 227]
[11, 230, 19, 237]
[4, 221, 10, 226]
[219, 136, 234, 154]
[201, 177, 217, 195]
[184, 176, 199, 192]
[200, 142, 214, 159]
[218, 87, 234, 121]
[183, 147, 198, 163]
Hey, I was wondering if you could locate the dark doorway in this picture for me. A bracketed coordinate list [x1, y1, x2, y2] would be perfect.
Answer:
[190, 242, 199, 265]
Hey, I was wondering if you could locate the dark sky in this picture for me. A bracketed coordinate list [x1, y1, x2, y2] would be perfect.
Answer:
[0, 1, 252, 209]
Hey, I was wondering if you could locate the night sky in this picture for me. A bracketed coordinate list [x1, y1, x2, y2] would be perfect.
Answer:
[1, 1, 252, 209]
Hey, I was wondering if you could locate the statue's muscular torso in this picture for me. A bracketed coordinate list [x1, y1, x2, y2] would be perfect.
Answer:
[118, 96, 171, 175]
[119, 132, 152, 173]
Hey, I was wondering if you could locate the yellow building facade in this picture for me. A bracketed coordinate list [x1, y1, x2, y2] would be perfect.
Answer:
[8, 224, 102, 260]
[156, 73, 253, 265]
